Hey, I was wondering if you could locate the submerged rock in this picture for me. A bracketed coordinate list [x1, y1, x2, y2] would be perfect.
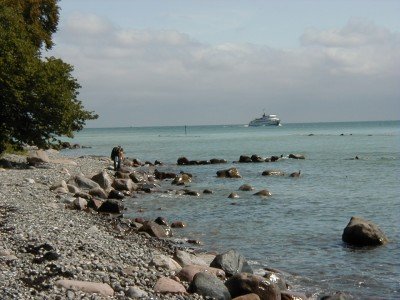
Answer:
[262, 170, 285, 176]
[217, 168, 241, 178]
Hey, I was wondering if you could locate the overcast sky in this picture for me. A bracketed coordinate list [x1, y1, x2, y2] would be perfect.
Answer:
[49, 0, 400, 127]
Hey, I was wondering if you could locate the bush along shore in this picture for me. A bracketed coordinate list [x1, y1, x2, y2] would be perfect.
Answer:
[0, 150, 386, 299]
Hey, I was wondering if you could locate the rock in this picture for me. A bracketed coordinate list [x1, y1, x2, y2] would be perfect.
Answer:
[172, 174, 192, 185]
[74, 191, 92, 200]
[289, 154, 305, 159]
[151, 254, 182, 272]
[239, 155, 252, 163]
[129, 171, 146, 183]
[217, 167, 242, 178]
[225, 273, 281, 300]
[112, 178, 136, 192]
[67, 184, 80, 194]
[87, 198, 103, 210]
[177, 157, 190, 165]
[210, 158, 227, 164]
[155, 216, 169, 226]
[68, 175, 100, 190]
[91, 170, 113, 191]
[262, 170, 285, 176]
[98, 199, 124, 214]
[53, 187, 68, 194]
[184, 190, 200, 196]
[89, 187, 108, 199]
[178, 265, 226, 282]
[27, 149, 49, 165]
[73, 197, 87, 210]
[174, 250, 208, 267]
[141, 182, 160, 193]
[108, 189, 124, 200]
[253, 190, 272, 197]
[210, 249, 253, 276]
[50, 180, 68, 191]
[138, 221, 169, 238]
[203, 189, 213, 194]
[239, 184, 253, 191]
[289, 171, 301, 178]
[269, 156, 280, 162]
[281, 290, 308, 299]
[189, 272, 231, 300]
[154, 169, 176, 180]
[251, 155, 265, 163]
[125, 286, 148, 298]
[232, 294, 261, 300]
[115, 171, 130, 179]
[154, 277, 186, 294]
[263, 271, 288, 291]
[171, 221, 187, 228]
[228, 192, 240, 199]
[55, 279, 114, 296]
[342, 216, 389, 246]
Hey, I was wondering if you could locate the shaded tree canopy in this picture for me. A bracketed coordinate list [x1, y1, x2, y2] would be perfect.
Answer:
[0, 0, 98, 154]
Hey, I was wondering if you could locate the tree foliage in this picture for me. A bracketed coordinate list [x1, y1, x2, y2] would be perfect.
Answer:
[0, 1, 98, 154]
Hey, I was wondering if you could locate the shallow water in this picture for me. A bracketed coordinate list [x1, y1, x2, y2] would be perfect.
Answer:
[64, 121, 400, 299]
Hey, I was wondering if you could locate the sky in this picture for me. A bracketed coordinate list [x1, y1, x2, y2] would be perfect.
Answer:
[48, 0, 400, 127]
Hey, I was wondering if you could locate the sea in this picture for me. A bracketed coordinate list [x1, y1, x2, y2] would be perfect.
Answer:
[62, 120, 400, 299]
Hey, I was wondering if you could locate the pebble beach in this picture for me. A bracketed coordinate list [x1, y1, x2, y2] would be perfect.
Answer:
[0, 152, 207, 300]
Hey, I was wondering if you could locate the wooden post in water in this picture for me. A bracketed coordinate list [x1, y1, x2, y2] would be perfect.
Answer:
[185, 125, 187, 135]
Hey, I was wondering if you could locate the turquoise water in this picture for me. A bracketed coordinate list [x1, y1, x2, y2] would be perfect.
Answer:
[63, 121, 400, 299]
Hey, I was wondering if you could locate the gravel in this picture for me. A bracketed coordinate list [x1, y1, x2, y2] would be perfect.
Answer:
[0, 152, 203, 299]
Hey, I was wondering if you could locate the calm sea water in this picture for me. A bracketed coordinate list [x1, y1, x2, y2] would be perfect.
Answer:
[63, 121, 400, 299]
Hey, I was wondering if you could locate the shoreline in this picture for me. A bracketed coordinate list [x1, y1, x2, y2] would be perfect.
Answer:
[0, 150, 343, 299]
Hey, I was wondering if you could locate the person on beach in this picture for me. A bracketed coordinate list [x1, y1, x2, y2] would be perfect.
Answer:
[111, 146, 124, 170]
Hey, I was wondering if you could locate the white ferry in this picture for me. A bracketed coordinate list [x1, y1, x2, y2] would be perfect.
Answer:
[248, 113, 281, 126]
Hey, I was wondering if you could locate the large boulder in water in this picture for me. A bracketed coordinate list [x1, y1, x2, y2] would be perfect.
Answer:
[210, 249, 253, 276]
[225, 273, 281, 300]
[289, 153, 305, 159]
[342, 216, 389, 246]
[239, 155, 252, 163]
[217, 168, 241, 178]
[177, 157, 190, 165]
[251, 154, 264, 163]
[239, 184, 253, 191]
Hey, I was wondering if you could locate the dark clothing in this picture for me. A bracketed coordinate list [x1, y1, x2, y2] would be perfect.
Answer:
[111, 146, 122, 170]
[111, 147, 120, 160]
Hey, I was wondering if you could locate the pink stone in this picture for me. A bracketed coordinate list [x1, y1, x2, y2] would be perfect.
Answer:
[153, 277, 186, 294]
[55, 280, 114, 296]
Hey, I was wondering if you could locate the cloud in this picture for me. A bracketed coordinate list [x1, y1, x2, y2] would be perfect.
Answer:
[49, 14, 400, 126]
[301, 18, 396, 47]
